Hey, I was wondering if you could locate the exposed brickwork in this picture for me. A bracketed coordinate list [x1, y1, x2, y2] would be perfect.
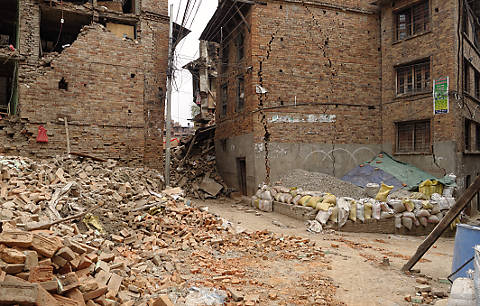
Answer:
[1, 0, 169, 168]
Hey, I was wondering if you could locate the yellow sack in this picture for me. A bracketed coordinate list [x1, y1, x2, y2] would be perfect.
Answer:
[422, 200, 433, 210]
[403, 199, 415, 212]
[419, 179, 444, 199]
[329, 206, 338, 222]
[317, 201, 334, 211]
[298, 196, 311, 206]
[410, 192, 428, 200]
[375, 183, 394, 202]
[364, 202, 373, 220]
[349, 200, 357, 222]
[323, 193, 337, 205]
[307, 196, 322, 208]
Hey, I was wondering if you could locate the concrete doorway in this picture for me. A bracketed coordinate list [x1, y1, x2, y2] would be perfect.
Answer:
[237, 157, 247, 195]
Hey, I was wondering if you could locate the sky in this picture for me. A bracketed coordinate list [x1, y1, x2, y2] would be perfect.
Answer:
[167, 1, 218, 127]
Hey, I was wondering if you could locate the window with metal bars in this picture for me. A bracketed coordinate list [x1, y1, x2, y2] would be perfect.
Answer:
[395, 1, 430, 40]
[465, 59, 472, 94]
[396, 59, 430, 95]
[475, 69, 480, 99]
[236, 75, 245, 111]
[396, 120, 431, 153]
[221, 83, 228, 117]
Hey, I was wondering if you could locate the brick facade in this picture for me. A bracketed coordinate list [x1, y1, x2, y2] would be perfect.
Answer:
[0, 0, 169, 168]
[205, 0, 480, 200]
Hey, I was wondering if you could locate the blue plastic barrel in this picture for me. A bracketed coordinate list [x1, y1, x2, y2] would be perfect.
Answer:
[451, 224, 480, 281]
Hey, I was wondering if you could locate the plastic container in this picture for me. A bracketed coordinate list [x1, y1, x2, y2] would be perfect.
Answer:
[451, 224, 480, 281]
[448, 278, 476, 306]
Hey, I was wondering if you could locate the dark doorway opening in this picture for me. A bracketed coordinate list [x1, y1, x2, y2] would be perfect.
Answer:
[237, 157, 247, 195]
[1, 0, 18, 48]
[0, 61, 16, 114]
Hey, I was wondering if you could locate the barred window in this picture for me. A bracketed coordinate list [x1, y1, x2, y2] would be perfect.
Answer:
[395, 1, 430, 40]
[396, 120, 431, 153]
[396, 59, 430, 95]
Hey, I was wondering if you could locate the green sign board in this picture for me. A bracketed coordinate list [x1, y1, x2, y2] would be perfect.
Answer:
[433, 76, 449, 114]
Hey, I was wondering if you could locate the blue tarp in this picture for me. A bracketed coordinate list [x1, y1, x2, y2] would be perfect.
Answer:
[341, 164, 404, 190]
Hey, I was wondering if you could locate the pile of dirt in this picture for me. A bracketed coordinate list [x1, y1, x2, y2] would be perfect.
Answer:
[0, 154, 341, 305]
[277, 169, 365, 199]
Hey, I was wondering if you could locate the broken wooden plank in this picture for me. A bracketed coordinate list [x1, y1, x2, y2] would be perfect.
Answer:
[402, 175, 480, 271]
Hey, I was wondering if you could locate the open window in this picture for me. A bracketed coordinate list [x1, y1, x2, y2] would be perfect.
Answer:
[40, 8, 91, 54]
[0, 61, 17, 114]
[236, 75, 245, 111]
[1, 0, 18, 48]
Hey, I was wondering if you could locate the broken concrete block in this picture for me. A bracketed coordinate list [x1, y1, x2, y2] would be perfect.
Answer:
[0, 247, 26, 264]
[415, 284, 432, 292]
[0, 231, 33, 248]
[23, 250, 38, 271]
[32, 234, 61, 258]
[199, 176, 223, 197]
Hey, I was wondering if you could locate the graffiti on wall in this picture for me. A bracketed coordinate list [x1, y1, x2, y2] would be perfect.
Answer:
[268, 113, 336, 123]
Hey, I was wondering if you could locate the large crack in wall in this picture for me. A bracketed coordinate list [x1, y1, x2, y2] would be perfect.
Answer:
[302, 1, 339, 176]
[257, 29, 279, 184]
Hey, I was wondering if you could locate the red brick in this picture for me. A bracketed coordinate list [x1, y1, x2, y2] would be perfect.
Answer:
[83, 286, 108, 301]
[28, 265, 54, 283]
[0, 231, 33, 248]
[32, 234, 62, 258]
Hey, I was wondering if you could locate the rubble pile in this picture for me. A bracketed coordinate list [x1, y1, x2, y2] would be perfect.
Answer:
[0, 155, 341, 305]
[170, 128, 227, 199]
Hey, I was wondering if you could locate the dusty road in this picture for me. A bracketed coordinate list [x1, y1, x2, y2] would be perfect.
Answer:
[196, 198, 454, 306]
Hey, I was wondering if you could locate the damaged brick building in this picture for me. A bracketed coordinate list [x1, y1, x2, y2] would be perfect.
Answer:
[0, 0, 186, 168]
[201, 0, 480, 208]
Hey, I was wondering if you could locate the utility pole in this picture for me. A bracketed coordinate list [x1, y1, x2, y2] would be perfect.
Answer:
[165, 3, 174, 187]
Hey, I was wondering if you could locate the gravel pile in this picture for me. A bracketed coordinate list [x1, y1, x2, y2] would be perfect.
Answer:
[278, 169, 365, 199]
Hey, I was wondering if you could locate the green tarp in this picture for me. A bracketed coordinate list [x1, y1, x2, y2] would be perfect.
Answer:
[365, 152, 455, 190]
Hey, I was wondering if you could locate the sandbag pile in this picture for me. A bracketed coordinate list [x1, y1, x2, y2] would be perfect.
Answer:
[252, 182, 458, 232]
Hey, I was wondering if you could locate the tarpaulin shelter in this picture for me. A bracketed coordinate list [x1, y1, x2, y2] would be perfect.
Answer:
[341, 152, 455, 191]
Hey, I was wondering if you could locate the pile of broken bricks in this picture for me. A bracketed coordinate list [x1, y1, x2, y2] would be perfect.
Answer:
[0, 155, 341, 305]
[0, 226, 178, 305]
[403, 273, 449, 305]
[170, 135, 227, 199]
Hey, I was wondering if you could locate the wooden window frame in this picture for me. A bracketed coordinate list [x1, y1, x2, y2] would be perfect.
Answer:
[221, 83, 228, 117]
[236, 30, 245, 62]
[395, 0, 430, 41]
[475, 69, 480, 99]
[465, 59, 472, 94]
[236, 75, 245, 111]
[396, 59, 430, 95]
[396, 120, 431, 154]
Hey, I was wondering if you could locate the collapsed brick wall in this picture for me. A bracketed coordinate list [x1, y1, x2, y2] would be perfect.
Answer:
[1, 0, 169, 168]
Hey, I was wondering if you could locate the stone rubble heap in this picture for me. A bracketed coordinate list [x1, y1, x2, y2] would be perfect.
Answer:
[0, 155, 340, 305]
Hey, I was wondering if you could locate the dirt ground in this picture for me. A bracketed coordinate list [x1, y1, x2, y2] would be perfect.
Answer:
[194, 198, 455, 306]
